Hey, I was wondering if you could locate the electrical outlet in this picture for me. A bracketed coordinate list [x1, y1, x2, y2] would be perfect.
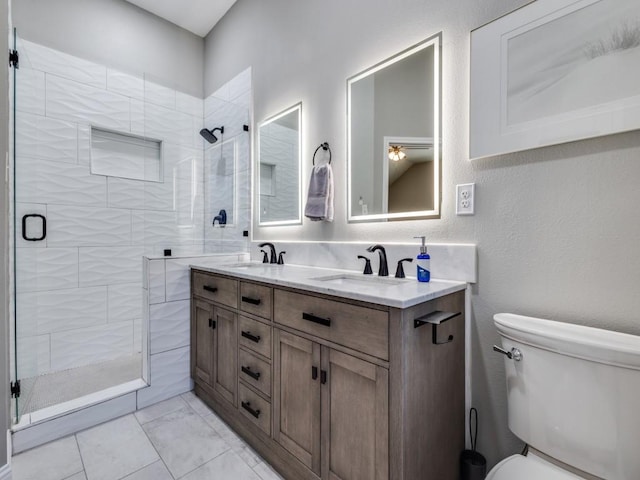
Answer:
[456, 183, 475, 215]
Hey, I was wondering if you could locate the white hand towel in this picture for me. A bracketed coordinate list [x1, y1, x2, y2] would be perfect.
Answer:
[304, 163, 334, 222]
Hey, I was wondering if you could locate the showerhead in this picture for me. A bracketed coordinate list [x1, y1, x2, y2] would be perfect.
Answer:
[199, 126, 224, 144]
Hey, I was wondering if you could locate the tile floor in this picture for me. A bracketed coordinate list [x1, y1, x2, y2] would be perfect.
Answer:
[11, 391, 284, 480]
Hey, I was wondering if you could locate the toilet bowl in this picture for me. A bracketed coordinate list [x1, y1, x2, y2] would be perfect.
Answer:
[488, 313, 640, 480]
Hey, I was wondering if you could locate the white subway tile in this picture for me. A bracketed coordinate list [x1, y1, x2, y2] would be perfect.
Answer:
[22, 39, 107, 88]
[107, 69, 144, 100]
[149, 300, 190, 354]
[16, 247, 78, 292]
[204, 100, 248, 140]
[107, 177, 146, 210]
[17, 286, 107, 337]
[148, 259, 166, 304]
[16, 112, 78, 164]
[47, 205, 131, 247]
[139, 103, 194, 148]
[136, 346, 192, 409]
[78, 124, 92, 165]
[175, 91, 203, 117]
[228, 67, 252, 101]
[17, 334, 51, 378]
[79, 246, 144, 286]
[16, 156, 107, 207]
[143, 80, 176, 109]
[163, 259, 191, 302]
[108, 283, 143, 322]
[16, 68, 45, 115]
[50, 320, 133, 370]
[46, 75, 130, 131]
[134, 318, 142, 354]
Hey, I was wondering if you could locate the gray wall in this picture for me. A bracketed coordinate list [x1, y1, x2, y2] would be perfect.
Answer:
[205, 0, 640, 467]
[13, 0, 204, 96]
[1, 0, 9, 469]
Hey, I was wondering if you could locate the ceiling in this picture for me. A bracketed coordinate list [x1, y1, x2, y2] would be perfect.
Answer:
[125, 0, 237, 37]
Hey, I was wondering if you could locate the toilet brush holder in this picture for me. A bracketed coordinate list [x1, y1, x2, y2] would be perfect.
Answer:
[460, 408, 487, 480]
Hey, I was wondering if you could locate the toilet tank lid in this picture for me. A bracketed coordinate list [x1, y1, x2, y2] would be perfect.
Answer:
[487, 454, 584, 480]
[494, 313, 640, 370]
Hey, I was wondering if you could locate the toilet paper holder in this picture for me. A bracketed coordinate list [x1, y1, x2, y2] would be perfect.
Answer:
[414, 310, 461, 345]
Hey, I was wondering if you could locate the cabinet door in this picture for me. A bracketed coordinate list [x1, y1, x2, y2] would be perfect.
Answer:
[274, 329, 321, 475]
[192, 299, 214, 386]
[322, 348, 388, 480]
[213, 306, 238, 406]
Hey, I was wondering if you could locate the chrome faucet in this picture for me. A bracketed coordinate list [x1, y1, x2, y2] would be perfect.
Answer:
[366, 245, 389, 277]
[258, 242, 277, 264]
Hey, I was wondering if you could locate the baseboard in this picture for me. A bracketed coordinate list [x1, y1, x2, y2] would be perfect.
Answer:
[0, 463, 12, 480]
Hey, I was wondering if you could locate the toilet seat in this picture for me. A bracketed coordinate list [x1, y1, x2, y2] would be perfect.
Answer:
[486, 453, 586, 480]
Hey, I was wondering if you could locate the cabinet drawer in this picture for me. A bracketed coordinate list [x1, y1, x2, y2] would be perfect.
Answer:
[238, 383, 271, 436]
[238, 315, 272, 360]
[274, 289, 389, 360]
[193, 272, 238, 309]
[239, 348, 271, 397]
[240, 282, 272, 319]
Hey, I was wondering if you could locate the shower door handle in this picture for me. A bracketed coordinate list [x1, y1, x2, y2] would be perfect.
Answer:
[22, 214, 46, 241]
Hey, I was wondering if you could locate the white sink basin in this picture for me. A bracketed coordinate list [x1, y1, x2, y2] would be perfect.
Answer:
[310, 274, 408, 286]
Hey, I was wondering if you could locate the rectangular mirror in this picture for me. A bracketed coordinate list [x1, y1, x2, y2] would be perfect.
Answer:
[258, 103, 302, 225]
[348, 33, 441, 222]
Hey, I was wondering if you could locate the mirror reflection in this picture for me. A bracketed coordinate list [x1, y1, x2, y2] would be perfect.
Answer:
[258, 103, 302, 225]
[348, 33, 441, 221]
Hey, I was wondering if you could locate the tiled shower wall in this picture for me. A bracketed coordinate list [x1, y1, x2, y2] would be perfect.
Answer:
[204, 68, 252, 254]
[13, 38, 252, 380]
[13, 38, 206, 378]
[259, 122, 299, 223]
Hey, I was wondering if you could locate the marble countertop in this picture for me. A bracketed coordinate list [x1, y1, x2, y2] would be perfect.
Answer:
[190, 262, 466, 309]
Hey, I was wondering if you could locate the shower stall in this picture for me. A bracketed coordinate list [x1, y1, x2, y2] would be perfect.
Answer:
[9, 31, 250, 426]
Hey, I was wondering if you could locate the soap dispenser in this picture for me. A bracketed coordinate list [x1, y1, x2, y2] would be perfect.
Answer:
[413, 236, 431, 282]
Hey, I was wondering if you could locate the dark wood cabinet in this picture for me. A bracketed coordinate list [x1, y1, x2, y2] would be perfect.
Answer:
[191, 268, 465, 480]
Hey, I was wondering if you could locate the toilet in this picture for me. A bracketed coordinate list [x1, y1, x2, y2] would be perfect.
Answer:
[488, 313, 640, 480]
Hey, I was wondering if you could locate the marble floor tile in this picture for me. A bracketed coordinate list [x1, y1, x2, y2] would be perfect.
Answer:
[64, 473, 87, 480]
[120, 460, 173, 480]
[202, 412, 261, 467]
[11, 435, 83, 480]
[180, 450, 261, 480]
[134, 395, 189, 424]
[76, 415, 159, 480]
[142, 407, 229, 478]
[253, 462, 285, 480]
[180, 391, 214, 417]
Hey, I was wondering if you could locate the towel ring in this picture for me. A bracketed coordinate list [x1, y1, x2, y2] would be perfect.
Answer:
[312, 142, 332, 165]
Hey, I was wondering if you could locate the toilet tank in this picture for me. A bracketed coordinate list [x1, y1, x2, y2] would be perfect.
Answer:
[494, 313, 640, 480]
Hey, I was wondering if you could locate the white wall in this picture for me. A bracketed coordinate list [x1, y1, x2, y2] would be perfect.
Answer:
[204, 0, 640, 467]
[13, 0, 204, 97]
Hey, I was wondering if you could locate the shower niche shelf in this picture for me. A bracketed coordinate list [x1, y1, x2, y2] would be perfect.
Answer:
[90, 127, 163, 182]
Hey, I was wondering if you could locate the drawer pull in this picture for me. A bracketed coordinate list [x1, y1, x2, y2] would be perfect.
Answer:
[203, 285, 218, 293]
[209, 318, 216, 329]
[242, 296, 261, 306]
[241, 366, 261, 381]
[302, 312, 331, 327]
[241, 331, 261, 343]
[241, 401, 261, 419]
[321, 369, 327, 385]
[312, 366, 318, 380]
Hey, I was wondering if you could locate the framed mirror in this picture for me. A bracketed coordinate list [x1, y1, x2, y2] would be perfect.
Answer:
[258, 103, 302, 226]
[347, 33, 441, 222]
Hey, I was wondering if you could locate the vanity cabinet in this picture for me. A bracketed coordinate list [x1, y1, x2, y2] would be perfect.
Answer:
[191, 268, 465, 480]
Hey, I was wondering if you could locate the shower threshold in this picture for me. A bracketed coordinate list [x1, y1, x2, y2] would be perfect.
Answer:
[13, 354, 147, 429]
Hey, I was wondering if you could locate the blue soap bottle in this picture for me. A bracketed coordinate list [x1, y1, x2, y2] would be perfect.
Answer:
[413, 236, 430, 282]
